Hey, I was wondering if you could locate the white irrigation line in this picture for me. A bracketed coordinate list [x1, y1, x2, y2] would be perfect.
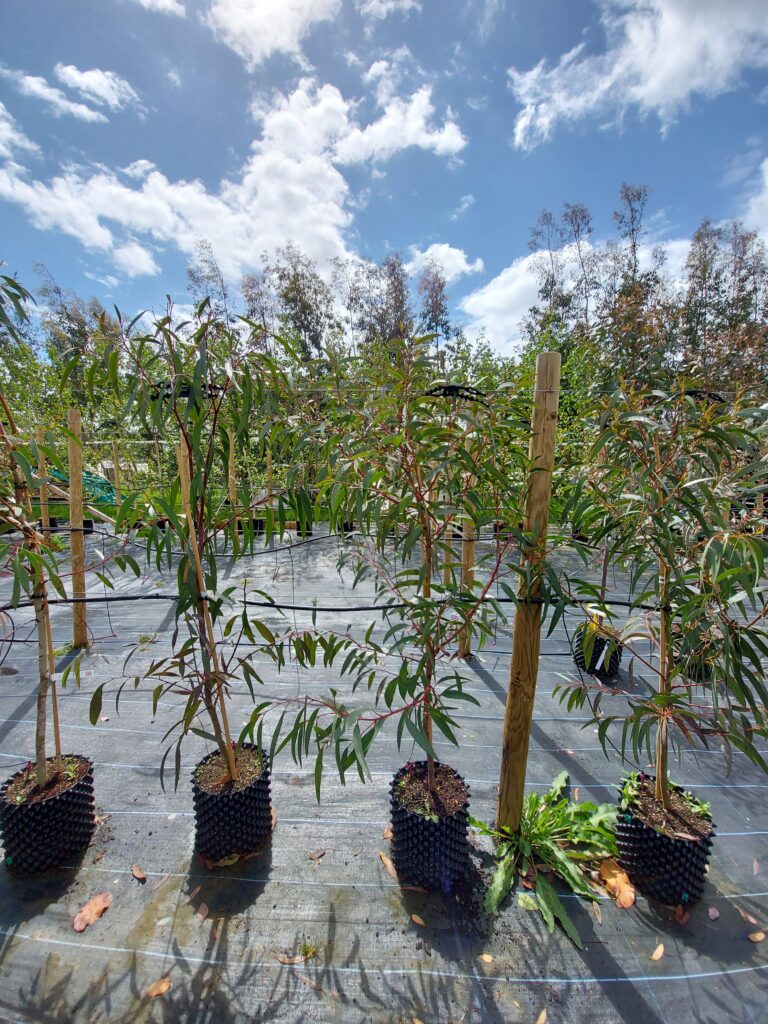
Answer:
[1, 927, 767, 987]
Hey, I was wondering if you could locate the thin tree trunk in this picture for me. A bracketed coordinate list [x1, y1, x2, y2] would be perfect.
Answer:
[655, 559, 671, 808]
[33, 584, 50, 788]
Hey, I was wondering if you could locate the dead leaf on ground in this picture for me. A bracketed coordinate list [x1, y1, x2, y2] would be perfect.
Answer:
[151, 874, 170, 894]
[402, 885, 429, 894]
[708, 907, 720, 920]
[197, 902, 209, 923]
[145, 976, 171, 998]
[73, 892, 113, 932]
[598, 858, 635, 908]
[591, 901, 602, 925]
[535, 1009, 548, 1024]
[308, 849, 326, 862]
[92, 851, 105, 864]
[382, 823, 393, 841]
[276, 952, 312, 964]
[378, 850, 398, 879]
[748, 931, 766, 943]
[271, 806, 278, 829]
[565, 749, 575, 756]
[738, 908, 759, 926]
[411, 914, 426, 927]
[131, 864, 147, 883]
[650, 943, 664, 961]
[294, 972, 323, 992]
[674, 905, 690, 926]
[573, 787, 580, 802]
[478, 954, 493, 964]
[754, 859, 760, 876]
[412, 1018, 425, 1024]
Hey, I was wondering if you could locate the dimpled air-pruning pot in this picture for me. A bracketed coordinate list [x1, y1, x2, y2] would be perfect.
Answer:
[0, 755, 96, 875]
[192, 743, 273, 863]
[572, 620, 623, 677]
[389, 761, 471, 893]
[615, 776, 714, 907]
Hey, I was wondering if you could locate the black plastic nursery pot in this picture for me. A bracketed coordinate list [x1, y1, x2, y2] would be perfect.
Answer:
[389, 761, 471, 893]
[252, 517, 265, 535]
[0, 755, 96, 875]
[572, 621, 623, 677]
[615, 776, 715, 906]
[83, 518, 94, 535]
[192, 744, 273, 863]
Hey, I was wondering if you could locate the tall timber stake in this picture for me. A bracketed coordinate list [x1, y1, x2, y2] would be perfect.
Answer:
[68, 408, 88, 649]
[497, 352, 561, 831]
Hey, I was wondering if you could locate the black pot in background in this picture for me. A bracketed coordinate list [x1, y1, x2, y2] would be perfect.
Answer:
[615, 777, 714, 906]
[83, 518, 94, 535]
[389, 761, 470, 893]
[572, 621, 623, 677]
[297, 524, 313, 539]
[192, 744, 272, 863]
[0, 755, 96, 875]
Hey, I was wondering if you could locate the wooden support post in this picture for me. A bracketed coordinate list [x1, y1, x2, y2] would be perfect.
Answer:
[36, 427, 50, 538]
[112, 440, 122, 505]
[497, 352, 561, 832]
[68, 409, 88, 649]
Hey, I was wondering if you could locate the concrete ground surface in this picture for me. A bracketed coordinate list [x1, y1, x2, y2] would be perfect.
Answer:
[0, 528, 766, 1023]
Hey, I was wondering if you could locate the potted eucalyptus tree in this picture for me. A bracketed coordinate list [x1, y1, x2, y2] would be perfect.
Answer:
[271, 337, 532, 891]
[86, 303, 296, 866]
[561, 386, 768, 905]
[0, 375, 97, 873]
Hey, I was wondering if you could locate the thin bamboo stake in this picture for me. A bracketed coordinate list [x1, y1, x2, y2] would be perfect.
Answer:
[497, 352, 561, 831]
[458, 435, 476, 659]
[36, 427, 50, 539]
[32, 581, 50, 788]
[68, 409, 88, 649]
[112, 440, 122, 505]
[176, 441, 238, 780]
[42, 586, 63, 772]
[227, 428, 238, 533]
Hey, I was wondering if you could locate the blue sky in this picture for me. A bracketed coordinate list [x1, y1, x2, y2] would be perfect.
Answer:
[1, 0, 767, 352]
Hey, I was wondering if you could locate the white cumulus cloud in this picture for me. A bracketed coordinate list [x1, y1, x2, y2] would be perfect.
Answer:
[53, 64, 141, 112]
[0, 101, 40, 160]
[0, 66, 106, 123]
[744, 157, 768, 244]
[131, 0, 185, 15]
[113, 241, 159, 276]
[405, 243, 483, 283]
[450, 193, 475, 220]
[336, 86, 465, 163]
[203, 0, 341, 69]
[509, 0, 768, 149]
[459, 253, 539, 353]
[357, 0, 421, 21]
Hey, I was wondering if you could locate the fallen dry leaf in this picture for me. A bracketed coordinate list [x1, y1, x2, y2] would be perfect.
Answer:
[708, 907, 720, 921]
[650, 943, 664, 961]
[739, 908, 759, 926]
[308, 849, 326, 862]
[478, 954, 494, 964]
[599, 858, 635, 909]
[145, 976, 171, 998]
[412, 1018, 425, 1024]
[573, 787, 580, 802]
[565, 749, 575, 756]
[271, 806, 278, 829]
[131, 864, 147, 883]
[382, 823, 393, 841]
[674, 905, 690, 926]
[535, 1009, 547, 1024]
[378, 850, 398, 879]
[276, 952, 312, 964]
[151, 874, 170, 894]
[197, 902, 209, 924]
[92, 851, 105, 864]
[673, 833, 699, 842]
[294, 972, 322, 992]
[402, 885, 429, 894]
[186, 885, 201, 903]
[754, 859, 761, 877]
[411, 914, 426, 927]
[748, 931, 766, 943]
[73, 892, 113, 932]
[591, 901, 602, 926]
